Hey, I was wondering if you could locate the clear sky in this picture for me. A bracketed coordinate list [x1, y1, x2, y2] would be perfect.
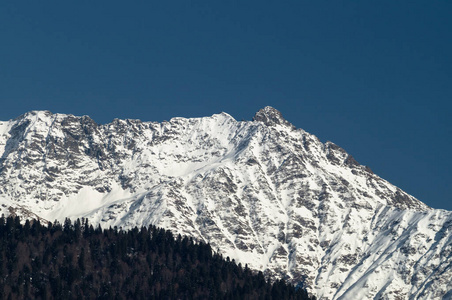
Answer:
[1, 1, 451, 210]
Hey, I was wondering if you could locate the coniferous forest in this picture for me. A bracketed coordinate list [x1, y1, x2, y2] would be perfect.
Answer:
[0, 216, 314, 300]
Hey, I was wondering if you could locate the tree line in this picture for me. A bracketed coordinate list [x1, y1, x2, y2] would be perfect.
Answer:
[0, 215, 315, 299]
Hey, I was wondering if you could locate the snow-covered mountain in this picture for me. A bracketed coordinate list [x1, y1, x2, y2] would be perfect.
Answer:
[0, 107, 451, 299]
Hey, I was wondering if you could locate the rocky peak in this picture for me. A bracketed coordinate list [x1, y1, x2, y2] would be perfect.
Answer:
[253, 106, 295, 129]
[16, 110, 53, 120]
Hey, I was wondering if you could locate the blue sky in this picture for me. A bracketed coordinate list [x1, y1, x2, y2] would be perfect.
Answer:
[1, 1, 451, 210]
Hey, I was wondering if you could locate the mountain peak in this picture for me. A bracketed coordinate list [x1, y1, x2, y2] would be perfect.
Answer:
[253, 106, 295, 128]
[16, 110, 53, 121]
[0, 108, 448, 299]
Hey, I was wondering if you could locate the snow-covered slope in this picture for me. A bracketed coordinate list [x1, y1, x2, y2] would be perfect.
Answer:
[0, 107, 451, 299]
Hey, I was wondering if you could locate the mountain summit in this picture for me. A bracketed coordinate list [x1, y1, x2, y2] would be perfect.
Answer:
[253, 106, 295, 128]
[0, 108, 451, 299]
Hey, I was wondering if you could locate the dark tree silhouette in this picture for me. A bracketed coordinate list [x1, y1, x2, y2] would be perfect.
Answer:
[0, 215, 315, 300]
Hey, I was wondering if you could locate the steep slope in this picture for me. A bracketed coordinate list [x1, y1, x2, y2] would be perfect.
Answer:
[0, 107, 451, 299]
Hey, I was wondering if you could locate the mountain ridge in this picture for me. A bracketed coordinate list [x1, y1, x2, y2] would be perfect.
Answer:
[0, 107, 450, 299]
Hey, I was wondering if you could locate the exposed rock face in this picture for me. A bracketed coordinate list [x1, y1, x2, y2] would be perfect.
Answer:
[0, 108, 451, 299]
[252, 106, 296, 129]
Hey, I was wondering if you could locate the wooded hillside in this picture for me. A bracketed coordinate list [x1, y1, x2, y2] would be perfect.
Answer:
[0, 216, 314, 299]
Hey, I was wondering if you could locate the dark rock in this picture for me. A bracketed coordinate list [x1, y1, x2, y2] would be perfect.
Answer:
[253, 106, 295, 129]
